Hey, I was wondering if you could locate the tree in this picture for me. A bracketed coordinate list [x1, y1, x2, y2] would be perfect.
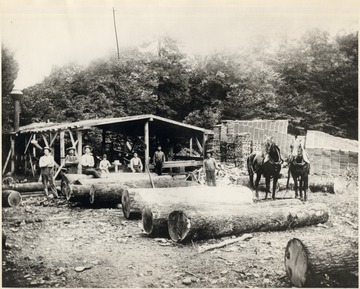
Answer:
[2, 45, 19, 132]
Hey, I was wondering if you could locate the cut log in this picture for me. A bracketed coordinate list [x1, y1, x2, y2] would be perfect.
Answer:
[122, 186, 254, 220]
[66, 185, 91, 203]
[285, 236, 358, 287]
[3, 181, 61, 192]
[89, 184, 123, 206]
[308, 178, 335, 193]
[168, 203, 329, 243]
[142, 198, 303, 238]
[2, 190, 22, 207]
[76, 174, 173, 186]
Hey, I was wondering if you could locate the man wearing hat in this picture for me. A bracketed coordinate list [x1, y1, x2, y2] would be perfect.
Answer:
[153, 145, 165, 175]
[64, 147, 79, 174]
[81, 145, 101, 178]
[39, 147, 59, 198]
[203, 150, 220, 186]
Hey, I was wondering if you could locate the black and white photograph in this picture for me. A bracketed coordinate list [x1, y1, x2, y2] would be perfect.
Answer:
[1, 0, 359, 287]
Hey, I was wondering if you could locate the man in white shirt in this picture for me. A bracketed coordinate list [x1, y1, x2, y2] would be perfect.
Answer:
[81, 145, 101, 178]
[39, 147, 59, 198]
[130, 152, 143, 173]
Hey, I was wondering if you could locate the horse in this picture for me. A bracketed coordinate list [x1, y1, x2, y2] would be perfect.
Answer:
[286, 138, 310, 201]
[247, 137, 283, 200]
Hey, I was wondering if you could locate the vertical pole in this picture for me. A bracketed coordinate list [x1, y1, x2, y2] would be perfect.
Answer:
[10, 135, 15, 175]
[32, 134, 36, 158]
[202, 133, 208, 159]
[60, 130, 65, 166]
[113, 7, 120, 60]
[102, 129, 106, 155]
[77, 130, 83, 174]
[189, 137, 193, 156]
[144, 121, 149, 166]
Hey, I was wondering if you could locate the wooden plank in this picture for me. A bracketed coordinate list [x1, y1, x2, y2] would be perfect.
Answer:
[60, 130, 65, 166]
[24, 133, 33, 155]
[195, 137, 203, 153]
[144, 121, 149, 167]
[76, 130, 83, 174]
[2, 149, 11, 175]
[49, 132, 59, 147]
[28, 152, 35, 177]
[41, 134, 49, 147]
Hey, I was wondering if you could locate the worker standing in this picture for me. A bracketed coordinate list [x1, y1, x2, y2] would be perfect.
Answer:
[64, 147, 79, 174]
[39, 147, 59, 198]
[153, 145, 165, 175]
[203, 150, 220, 186]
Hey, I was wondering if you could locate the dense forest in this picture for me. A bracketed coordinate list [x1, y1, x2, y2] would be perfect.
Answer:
[2, 29, 358, 139]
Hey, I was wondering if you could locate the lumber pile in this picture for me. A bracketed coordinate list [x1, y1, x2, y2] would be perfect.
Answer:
[2, 190, 22, 207]
[167, 202, 329, 243]
[285, 235, 358, 287]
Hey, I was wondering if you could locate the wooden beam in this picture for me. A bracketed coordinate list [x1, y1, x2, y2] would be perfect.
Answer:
[24, 133, 33, 155]
[77, 130, 83, 174]
[32, 134, 37, 158]
[10, 135, 15, 175]
[144, 121, 149, 166]
[2, 149, 11, 175]
[49, 131, 59, 147]
[41, 134, 49, 147]
[28, 152, 35, 177]
[189, 137, 193, 156]
[60, 130, 65, 166]
[202, 134, 208, 158]
[67, 129, 76, 147]
[195, 137, 203, 154]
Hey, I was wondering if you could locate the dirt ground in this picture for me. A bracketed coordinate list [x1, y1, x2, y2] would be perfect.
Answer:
[2, 178, 358, 288]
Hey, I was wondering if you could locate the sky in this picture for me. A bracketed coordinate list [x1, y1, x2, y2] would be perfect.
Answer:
[1, 0, 359, 89]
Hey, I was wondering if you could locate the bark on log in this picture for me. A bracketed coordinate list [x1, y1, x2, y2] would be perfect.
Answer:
[66, 185, 91, 203]
[76, 174, 173, 186]
[122, 186, 254, 219]
[285, 236, 358, 287]
[89, 184, 123, 206]
[3, 181, 61, 192]
[2, 190, 22, 207]
[168, 203, 329, 243]
[2, 229, 6, 248]
[143, 199, 303, 238]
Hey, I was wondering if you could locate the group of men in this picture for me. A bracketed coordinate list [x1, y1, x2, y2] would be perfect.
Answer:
[39, 144, 170, 199]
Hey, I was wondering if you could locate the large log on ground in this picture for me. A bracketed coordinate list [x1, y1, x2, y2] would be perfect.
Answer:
[122, 186, 254, 219]
[89, 184, 123, 206]
[167, 202, 329, 243]
[3, 181, 61, 192]
[76, 174, 173, 186]
[66, 185, 91, 203]
[142, 198, 303, 238]
[2, 190, 22, 207]
[285, 236, 358, 287]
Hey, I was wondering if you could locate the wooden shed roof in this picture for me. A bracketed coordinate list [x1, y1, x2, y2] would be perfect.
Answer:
[17, 114, 212, 134]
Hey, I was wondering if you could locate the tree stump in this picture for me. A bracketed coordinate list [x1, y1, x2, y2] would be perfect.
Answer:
[168, 203, 329, 243]
[285, 236, 358, 287]
[2, 190, 22, 207]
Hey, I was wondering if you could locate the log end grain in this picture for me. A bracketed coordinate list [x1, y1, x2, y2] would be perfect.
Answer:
[142, 207, 154, 235]
[168, 211, 191, 242]
[121, 189, 131, 219]
[285, 238, 309, 287]
[2, 190, 22, 207]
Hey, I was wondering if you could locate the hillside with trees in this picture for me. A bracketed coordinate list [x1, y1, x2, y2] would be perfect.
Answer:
[2, 29, 358, 139]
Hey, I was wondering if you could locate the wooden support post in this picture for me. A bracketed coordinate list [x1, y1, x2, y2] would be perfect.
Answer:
[202, 134, 208, 158]
[42, 134, 49, 147]
[32, 134, 37, 158]
[28, 152, 35, 177]
[195, 137, 203, 154]
[10, 135, 15, 175]
[77, 130, 83, 174]
[24, 134, 33, 155]
[144, 121, 149, 166]
[60, 131, 65, 166]
[2, 149, 11, 175]
[189, 137, 193, 156]
[49, 132, 59, 147]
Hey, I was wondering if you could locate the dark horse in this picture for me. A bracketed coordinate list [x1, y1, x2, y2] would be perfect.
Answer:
[247, 137, 282, 200]
[286, 139, 310, 201]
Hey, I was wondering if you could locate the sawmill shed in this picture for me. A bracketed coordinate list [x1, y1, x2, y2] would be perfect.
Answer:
[3, 114, 213, 177]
